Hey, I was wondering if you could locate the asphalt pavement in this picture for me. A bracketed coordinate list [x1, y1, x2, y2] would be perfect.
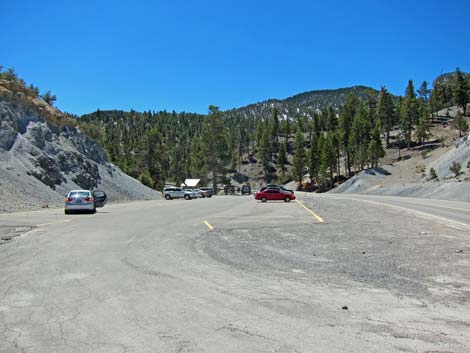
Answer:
[314, 193, 470, 230]
[0, 195, 469, 353]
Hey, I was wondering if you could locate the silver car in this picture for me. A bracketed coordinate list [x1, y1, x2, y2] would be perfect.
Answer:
[186, 189, 202, 198]
[64, 190, 107, 214]
[192, 189, 203, 198]
[163, 187, 193, 200]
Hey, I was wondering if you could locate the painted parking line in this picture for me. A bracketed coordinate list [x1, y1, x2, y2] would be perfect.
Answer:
[203, 221, 214, 231]
[37, 219, 71, 227]
[295, 200, 324, 223]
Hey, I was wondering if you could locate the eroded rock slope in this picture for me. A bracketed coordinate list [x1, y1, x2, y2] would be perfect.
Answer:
[0, 82, 159, 212]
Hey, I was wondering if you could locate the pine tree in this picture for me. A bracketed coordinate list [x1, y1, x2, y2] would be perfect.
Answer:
[146, 128, 166, 190]
[189, 137, 208, 183]
[400, 80, 418, 148]
[339, 93, 359, 176]
[41, 91, 57, 106]
[272, 107, 280, 145]
[321, 133, 337, 188]
[376, 86, 396, 147]
[201, 105, 229, 192]
[349, 103, 370, 172]
[454, 67, 469, 116]
[292, 128, 306, 189]
[367, 121, 385, 168]
[325, 106, 337, 131]
[285, 117, 291, 138]
[417, 81, 431, 101]
[277, 141, 288, 175]
[307, 132, 318, 184]
[138, 170, 154, 188]
[317, 133, 325, 189]
[429, 80, 446, 118]
[257, 128, 271, 177]
[415, 103, 431, 145]
[452, 111, 469, 137]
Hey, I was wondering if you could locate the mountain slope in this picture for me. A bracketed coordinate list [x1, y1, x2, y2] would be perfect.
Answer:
[226, 85, 380, 119]
[0, 79, 160, 212]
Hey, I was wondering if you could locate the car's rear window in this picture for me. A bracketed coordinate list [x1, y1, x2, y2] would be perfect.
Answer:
[68, 191, 90, 197]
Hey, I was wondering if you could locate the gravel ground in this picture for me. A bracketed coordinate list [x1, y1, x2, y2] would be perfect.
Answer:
[195, 196, 470, 350]
[1, 196, 469, 352]
[198, 197, 470, 303]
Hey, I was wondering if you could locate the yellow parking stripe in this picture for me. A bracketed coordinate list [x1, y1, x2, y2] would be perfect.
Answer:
[203, 221, 214, 231]
[295, 200, 324, 223]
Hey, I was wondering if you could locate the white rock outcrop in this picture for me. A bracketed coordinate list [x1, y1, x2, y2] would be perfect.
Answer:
[0, 95, 160, 212]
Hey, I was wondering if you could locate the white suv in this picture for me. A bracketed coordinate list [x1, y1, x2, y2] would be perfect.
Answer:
[163, 187, 193, 200]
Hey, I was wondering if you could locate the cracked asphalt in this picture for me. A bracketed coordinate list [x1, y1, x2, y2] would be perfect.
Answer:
[0, 195, 469, 353]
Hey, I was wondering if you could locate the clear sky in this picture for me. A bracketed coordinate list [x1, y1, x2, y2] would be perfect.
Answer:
[2, 0, 469, 115]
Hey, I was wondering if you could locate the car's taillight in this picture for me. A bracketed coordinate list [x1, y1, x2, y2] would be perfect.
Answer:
[85, 197, 93, 202]
[66, 197, 72, 202]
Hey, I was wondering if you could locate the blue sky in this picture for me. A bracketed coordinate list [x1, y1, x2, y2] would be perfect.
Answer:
[1, 0, 469, 115]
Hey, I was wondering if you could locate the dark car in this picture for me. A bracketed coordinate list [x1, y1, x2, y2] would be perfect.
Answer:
[224, 185, 235, 195]
[255, 188, 296, 203]
[241, 185, 251, 195]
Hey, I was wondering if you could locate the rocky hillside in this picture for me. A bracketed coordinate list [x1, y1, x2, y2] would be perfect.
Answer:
[0, 79, 160, 212]
[332, 110, 470, 202]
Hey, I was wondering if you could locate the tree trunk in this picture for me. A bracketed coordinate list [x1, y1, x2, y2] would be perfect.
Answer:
[336, 149, 340, 184]
[212, 170, 218, 195]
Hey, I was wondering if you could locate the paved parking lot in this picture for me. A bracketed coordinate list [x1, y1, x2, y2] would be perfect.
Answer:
[0, 195, 469, 352]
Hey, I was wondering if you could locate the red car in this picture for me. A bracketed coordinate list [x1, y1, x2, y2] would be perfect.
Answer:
[255, 188, 296, 203]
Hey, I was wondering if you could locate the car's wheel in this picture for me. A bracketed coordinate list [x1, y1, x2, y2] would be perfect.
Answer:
[261, 197, 267, 203]
[208, 195, 212, 198]
[165, 195, 171, 200]
[64, 210, 70, 215]
[284, 197, 291, 202]
[184, 194, 190, 200]
[92, 207, 97, 213]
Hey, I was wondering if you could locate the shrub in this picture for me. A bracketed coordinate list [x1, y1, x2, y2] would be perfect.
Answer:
[449, 161, 462, 177]
[429, 168, 438, 180]
[138, 170, 154, 188]
[40, 91, 56, 106]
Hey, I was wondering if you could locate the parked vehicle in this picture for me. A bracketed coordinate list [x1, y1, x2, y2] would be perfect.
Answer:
[192, 189, 203, 198]
[260, 184, 294, 194]
[163, 187, 193, 200]
[224, 185, 235, 195]
[241, 185, 251, 195]
[255, 188, 296, 203]
[64, 190, 107, 214]
[199, 187, 214, 198]
[186, 189, 201, 198]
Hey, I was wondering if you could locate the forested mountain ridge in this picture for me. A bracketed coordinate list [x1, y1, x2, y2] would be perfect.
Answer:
[76, 69, 470, 192]
[77, 86, 385, 190]
[3, 64, 468, 195]
[226, 85, 380, 121]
